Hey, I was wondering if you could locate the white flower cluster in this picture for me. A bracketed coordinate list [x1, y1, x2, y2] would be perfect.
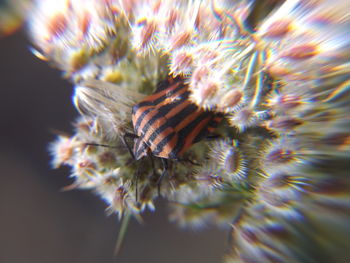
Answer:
[26, 0, 350, 262]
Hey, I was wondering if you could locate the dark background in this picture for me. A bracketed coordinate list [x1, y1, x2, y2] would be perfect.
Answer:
[0, 31, 226, 263]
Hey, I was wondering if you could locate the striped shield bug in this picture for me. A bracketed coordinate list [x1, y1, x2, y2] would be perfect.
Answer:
[126, 77, 223, 191]
[131, 77, 223, 160]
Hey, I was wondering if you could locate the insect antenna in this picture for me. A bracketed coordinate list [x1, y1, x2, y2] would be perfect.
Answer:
[84, 142, 123, 149]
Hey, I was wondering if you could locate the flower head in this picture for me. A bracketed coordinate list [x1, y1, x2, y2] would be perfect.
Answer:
[24, 0, 350, 262]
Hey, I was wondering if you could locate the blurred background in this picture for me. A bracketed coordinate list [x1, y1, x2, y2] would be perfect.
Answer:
[0, 27, 226, 263]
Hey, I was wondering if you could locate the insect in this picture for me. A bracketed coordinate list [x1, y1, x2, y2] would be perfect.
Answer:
[127, 77, 223, 188]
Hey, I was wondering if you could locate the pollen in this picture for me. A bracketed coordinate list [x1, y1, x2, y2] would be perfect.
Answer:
[97, 151, 117, 168]
[266, 117, 303, 132]
[281, 43, 318, 60]
[223, 148, 245, 177]
[77, 11, 91, 39]
[191, 65, 209, 84]
[197, 81, 218, 103]
[68, 49, 90, 73]
[164, 8, 179, 32]
[170, 50, 193, 76]
[49, 136, 75, 168]
[169, 30, 192, 50]
[266, 63, 293, 78]
[265, 148, 295, 164]
[140, 19, 158, 50]
[102, 69, 124, 84]
[268, 93, 302, 111]
[322, 133, 350, 150]
[228, 106, 267, 132]
[77, 160, 96, 170]
[111, 185, 130, 218]
[210, 140, 247, 181]
[219, 90, 243, 111]
[259, 19, 292, 38]
[47, 13, 68, 40]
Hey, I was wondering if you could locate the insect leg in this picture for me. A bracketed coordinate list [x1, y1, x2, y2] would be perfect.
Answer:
[134, 163, 140, 202]
[205, 134, 221, 140]
[177, 157, 200, 166]
[121, 132, 138, 159]
[157, 158, 169, 196]
[147, 152, 157, 178]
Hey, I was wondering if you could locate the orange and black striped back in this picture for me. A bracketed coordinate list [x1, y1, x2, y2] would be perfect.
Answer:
[131, 77, 222, 160]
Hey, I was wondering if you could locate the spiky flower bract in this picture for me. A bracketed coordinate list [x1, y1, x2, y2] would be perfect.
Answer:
[24, 0, 350, 262]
